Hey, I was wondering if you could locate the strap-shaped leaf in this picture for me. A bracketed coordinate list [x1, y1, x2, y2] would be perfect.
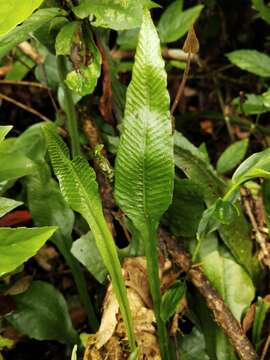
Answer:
[115, 10, 174, 230]
[43, 125, 136, 351]
[115, 10, 173, 357]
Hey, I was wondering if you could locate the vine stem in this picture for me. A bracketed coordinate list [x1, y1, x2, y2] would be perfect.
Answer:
[144, 221, 170, 360]
[57, 55, 81, 158]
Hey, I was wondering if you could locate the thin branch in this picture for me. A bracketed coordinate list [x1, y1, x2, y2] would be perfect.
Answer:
[241, 187, 270, 268]
[161, 230, 259, 360]
[0, 80, 48, 89]
[111, 48, 198, 63]
[261, 333, 270, 360]
[170, 52, 192, 115]
[0, 93, 51, 122]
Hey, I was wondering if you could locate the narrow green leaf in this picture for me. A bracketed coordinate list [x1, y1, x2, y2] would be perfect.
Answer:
[232, 148, 270, 186]
[0, 227, 57, 276]
[217, 139, 249, 174]
[0, 0, 44, 36]
[71, 231, 108, 284]
[115, 10, 173, 358]
[160, 280, 186, 322]
[73, 0, 155, 30]
[0, 151, 35, 182]
[7, 281, 78, 344]
[115, 14, 174, 230]
[226, 50, 270, 77]
[0, 8, 63, 60]
[43, 124, 136, 351]
[252, 297, 270, 351]
[0, 125, 12, 143]
[158, 2, 203, 43]
[55, 21, 79, 56]
[0, 197, 22, 217]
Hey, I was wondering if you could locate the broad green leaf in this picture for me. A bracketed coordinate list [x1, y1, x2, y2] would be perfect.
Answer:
[0, 151, 35, 182]
[71, 231, 107, 284]
[115, 11, 174, 231]
[0, 227, 57, 276]
[158, 2, 203, 43]
[252, 0, 270, 24]
[252, 297, 270, 351]
[65, 32, 101, 96]
[14, 123, 47, 162]
[201, 240, 255, 360]
[179, 328, 209, 360]
[217, 139, 249, 174]
[0, 8, 63, 60]
[174, 131, 260, 281]
[160, 280, 186, 322]
[226, 50, 270, 77]
[0, 0, 44, 36]
[117, 28, 140, 50]
[0, 197, 22, 217]
[164, 178, 205, 237]
[7, 281, 78, 344]
[26, 163, 74, 248]
[232, 94, 269, 115]
[201, 245, 255, 322]
[0, 125, 12, 143]
[55, 21, 79, 56]
[43, 124, 136, 350]
[73, 0, 157, 31]
[174, 131, 225, 204]
[232, 148, 270, 186]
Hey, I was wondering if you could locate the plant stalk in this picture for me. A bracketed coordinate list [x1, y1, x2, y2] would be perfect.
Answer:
[144, 221, 170, 360]
[56, 238, 99, 331]
[57, 55, 81, 158]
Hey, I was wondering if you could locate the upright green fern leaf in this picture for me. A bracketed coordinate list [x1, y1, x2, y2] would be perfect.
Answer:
[43, 125, 136, 351]
[115, 9, 174, 359]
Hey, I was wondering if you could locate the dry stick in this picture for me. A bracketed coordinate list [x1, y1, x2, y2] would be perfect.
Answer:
[170, 52, 191, 115]
[0, 93, 51, 122]
[261, 333, 270, 360]
[162, 231, 259, 360]
[111, 48, 198, 63]
[241, 187, 270, 268]
[0, 80, 48, 89]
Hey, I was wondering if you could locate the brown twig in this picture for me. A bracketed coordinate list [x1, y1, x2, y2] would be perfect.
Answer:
[241, 188, 270, 268]
[0, 93, 51, 122]
[96, 40, 115, 125]
[261, 333, 270, 360]
[111, 48, 198, 63]
[170, 52, 192, 115]
[0, 80, 49, 89]
[161, 230, 259, 360]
